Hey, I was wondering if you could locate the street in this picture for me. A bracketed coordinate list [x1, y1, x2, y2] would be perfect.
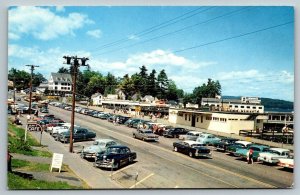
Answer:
[44, 105, 293, 189]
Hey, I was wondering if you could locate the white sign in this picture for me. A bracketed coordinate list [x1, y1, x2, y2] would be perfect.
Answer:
[50, 153, 63, 173]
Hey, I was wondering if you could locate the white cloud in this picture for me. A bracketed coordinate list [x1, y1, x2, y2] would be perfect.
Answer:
[86, 29, 102, 39]
[9, 6, 94, 40]
[55, 6, 65, 12]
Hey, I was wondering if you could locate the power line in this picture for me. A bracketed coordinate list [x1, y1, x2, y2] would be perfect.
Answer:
[93, 7, 250, 56]
[173, 21, 293, 53]
[90, 7, 214, 52]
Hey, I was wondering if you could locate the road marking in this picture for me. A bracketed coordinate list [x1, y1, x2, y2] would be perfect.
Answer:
[129, 173, 154, 188]
[51, 108, 277, 188]
[111, 163, 136, 176]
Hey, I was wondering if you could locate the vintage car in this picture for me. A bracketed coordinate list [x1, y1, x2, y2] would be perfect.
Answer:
[173, 140, 211, 158]
[257, 148, 290, 164]
[80, 139, 119, 160]
[226, 140, 252, 155]
[196, 133, 221, 145]
[235, 144, 270, 161]
[133, 129, 159, 141]
[213, 138, 239, 152]
[178, 131, 203, 141]
[49, 123, 71, 136]
[163, 128, 189, 138]
[58, 127, 96, 143]
[278, 156, 294, 169]
[94, 145, 137, 169]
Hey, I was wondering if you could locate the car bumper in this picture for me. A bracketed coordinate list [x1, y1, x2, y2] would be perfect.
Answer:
[257, 157, 279, 164]
[94, 161, 114, 168]
[195, 153, 212, 158]
[144, 137, 159, 141]
[82, 153, 97, 159]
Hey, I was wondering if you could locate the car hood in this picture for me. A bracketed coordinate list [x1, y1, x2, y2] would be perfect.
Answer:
[83, 145, 105, 153]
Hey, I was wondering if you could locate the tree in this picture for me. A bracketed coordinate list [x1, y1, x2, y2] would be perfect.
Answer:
[157, 69, 169, 100]
[57, 67, 70, 73]
[139, 65, 148, 96]
[104, 72, 118, 95]
[8, 68, 31, 90]
[147, 69, 157, 97]
[32, 72, 46, 87]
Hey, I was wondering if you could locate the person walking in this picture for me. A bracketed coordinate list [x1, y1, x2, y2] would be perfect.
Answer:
[248, 148, 254, 164]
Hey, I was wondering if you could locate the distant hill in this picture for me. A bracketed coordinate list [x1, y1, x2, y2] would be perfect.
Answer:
[222, 96, 294, 112]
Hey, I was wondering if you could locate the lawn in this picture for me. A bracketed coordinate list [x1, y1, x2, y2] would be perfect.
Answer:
[8, 121, 52, 157]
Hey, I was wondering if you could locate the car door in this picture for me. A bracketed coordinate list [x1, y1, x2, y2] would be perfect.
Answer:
[119, 148, 128, 166]
[183, 142, 190, 154]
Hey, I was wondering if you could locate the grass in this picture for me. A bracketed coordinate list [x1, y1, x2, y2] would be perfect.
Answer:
[8, 172, 83, 190]
[8, 121, 52, 157]
[12, 159, 50, 172]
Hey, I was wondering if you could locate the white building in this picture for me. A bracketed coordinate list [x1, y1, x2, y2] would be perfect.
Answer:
[202, 96, 264, 113]
[48, 73, 72, 95]
[169, 108, 267, 135]
[91, 93, 103, 106]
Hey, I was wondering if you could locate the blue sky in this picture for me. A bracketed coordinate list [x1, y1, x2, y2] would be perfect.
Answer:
[8, 6, 294, 101]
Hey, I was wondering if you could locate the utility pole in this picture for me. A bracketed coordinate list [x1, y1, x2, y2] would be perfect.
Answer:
[13, 76, 16, 103]
[26, 65, 39, 116]
[63, 55, 89, 153]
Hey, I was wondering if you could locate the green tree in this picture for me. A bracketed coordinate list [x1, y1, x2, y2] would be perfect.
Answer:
[104, 72, 118, 95]
[57, 67, 70, 73]
[147, 69, 157, 97]
[139, 65, 148, 96]
[157, 69, 169, 100]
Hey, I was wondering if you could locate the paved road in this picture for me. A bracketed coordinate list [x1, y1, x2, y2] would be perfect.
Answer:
[45, 105, 293, 189]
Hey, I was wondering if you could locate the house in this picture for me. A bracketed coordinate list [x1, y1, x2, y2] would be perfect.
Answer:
[106, 94, 118, 100]
[48, 73, 72, 96]
[91, 93, 103, 106]
[36, 81, 48, 94]
[141, 95, 155, 103]
[116, 89, 126, 100]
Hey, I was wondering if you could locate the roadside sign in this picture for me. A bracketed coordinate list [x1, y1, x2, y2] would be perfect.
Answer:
[50, 153, 64, 173]
[27, 123, 42, 131]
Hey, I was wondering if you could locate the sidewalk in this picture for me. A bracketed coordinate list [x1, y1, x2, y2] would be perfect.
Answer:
[16, 115, 121, 189]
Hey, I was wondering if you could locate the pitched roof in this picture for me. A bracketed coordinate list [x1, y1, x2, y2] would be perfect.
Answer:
[91, 93, 102, 98]
[51, 73, 72, 82]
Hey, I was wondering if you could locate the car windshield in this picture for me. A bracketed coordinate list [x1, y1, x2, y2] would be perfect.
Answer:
[269, 150, 280, 155]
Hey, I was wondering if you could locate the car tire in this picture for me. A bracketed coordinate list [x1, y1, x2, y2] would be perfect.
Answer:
[189, 151, 194, 158]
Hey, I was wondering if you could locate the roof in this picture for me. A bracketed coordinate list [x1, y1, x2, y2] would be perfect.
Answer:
[91, 93, 102, 98]
[183, 140, 201, 145]
[94, 138, 116, 143]
[236, 141, 252, 145]
[249, 144, 270, 149]
[51, 73, 72, 82]
[269, 148, 290, 152]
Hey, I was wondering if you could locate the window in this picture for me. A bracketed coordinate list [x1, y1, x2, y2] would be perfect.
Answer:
[253, 107, 256, 109]
[229, 105, 232, 107]
[196, 117, 199, 122]
[235, 105, 238, 108]
[188, 115, 191, 121]
[55, 82, 58, 85]
[241, 106, 244, 108]
[259, 107, 262, 109]
[247, 106, 250, 109]
[201, 116, 203, 123]
[185, 114, 187, 120]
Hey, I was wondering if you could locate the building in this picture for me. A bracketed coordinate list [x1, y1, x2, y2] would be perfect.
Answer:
[91, 93, 103, 106]
[116, 89, 126, 100]
[202, 96, 264, 113]
[141, 95, 155, 103]
[36, 81, 48, 94]
[48, 73, 72, 96]
[168, 108, 267, 135]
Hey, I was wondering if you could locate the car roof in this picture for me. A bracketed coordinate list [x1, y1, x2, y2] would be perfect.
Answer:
[95, 138, 116, 143]
[187, 131, 202, 135]
[183, 140, 202, 145]
[235, 141, 252, 145]
[269, 148, 290, 152]
[249, 144, 270, 149]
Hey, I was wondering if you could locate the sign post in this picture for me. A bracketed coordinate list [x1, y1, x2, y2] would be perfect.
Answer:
[25, 122, 42, 143]
[50, 153, 64, 173]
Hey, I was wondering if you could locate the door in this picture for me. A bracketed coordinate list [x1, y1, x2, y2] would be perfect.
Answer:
[191, 115, 196, 127]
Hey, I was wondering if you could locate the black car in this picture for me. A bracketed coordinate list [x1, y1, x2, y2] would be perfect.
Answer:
[94, 145, 137, 170]
[213, 138, 239, 152]
[163, 128, 189, 138]
[117, 116, 131, 124]
[173, 141, 211, 158]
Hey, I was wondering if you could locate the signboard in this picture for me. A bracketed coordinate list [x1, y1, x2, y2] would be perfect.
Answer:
[27, 123, 42, 131]
[50, 153, 64, 173]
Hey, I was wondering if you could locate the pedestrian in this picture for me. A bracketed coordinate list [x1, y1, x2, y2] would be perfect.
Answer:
[248, 148, 254, 164]
[116, 117, 120, 125]
[26, 114, 31, 122]
[7, 151, 12, 172]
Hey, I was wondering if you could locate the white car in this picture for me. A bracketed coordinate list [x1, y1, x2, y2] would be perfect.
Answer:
[278, 157, 294, 169]
[179, 131, 202, 141]
[257, 148, 290, 164]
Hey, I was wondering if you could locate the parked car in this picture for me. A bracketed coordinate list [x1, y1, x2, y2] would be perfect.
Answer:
[99, 113, 111, 120]
[50, 123, 71, 136]
[163, 128, 189, 138]
[235, 144, 270, 161]
[226, 141, 252, 155]
[133, 129, 159, 142]
[257, 148, 290, 164]
[213, 138, 239, 152]
[94, 145, 137, 170]
[117, 116, 131, 124]
[179, 131, 202, 141]
[40, 108, 49, 113]
[58, 127, 96, 143]
[80, 139, 119, 160]
[196, 133, 221, 145]
[278, 156, 294, 169]
[173, 140, 211, 158]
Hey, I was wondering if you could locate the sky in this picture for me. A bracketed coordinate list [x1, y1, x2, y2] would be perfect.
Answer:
[8, 6, 294, 101]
